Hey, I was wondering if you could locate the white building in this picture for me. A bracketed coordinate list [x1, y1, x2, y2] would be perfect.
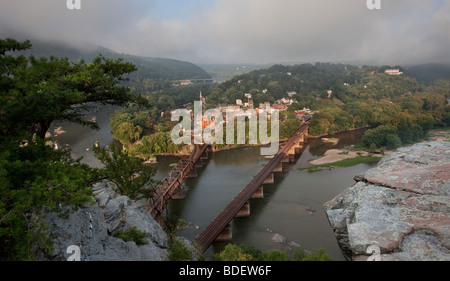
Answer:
[287, 91, 297, 97]
[385, 69, 403, 75]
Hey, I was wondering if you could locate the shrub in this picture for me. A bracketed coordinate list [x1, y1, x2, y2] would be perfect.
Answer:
[168, 239, 192, 261]
[114, 226, 148, 245]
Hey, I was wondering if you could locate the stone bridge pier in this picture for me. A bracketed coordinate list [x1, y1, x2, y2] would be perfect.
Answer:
[198, 123, 311, 250]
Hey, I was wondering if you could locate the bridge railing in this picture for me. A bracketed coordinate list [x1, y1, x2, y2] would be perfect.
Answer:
[146, 143, 210, 218]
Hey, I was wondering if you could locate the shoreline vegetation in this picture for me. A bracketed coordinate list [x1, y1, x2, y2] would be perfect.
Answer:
[301, 128, 450, 172]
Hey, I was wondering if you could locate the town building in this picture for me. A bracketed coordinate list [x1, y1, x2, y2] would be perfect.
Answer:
[385, 69, 403, 75]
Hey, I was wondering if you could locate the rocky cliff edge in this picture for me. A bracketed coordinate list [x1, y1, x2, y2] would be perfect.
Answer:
[38, 181, 195, 261]
[324, 142, 450, 261]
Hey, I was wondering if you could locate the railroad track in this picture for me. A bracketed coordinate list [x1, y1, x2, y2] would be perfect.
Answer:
[194, 122, 310, 252]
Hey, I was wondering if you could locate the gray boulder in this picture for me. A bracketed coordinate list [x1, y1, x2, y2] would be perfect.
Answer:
[324, 142, 450, 261]
[38, 180, 191, 261]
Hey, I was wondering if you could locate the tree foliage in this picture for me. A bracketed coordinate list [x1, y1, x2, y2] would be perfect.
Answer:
[0, 38, 151, 260]
[93, 144, 157, 200]
[214, 244, 332, 261]
[1, 39, 149, 140]
[0, 139, 97, 260]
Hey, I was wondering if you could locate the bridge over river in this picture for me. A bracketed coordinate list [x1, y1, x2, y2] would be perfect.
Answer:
[146, 120, 310, 252]
[147, 143, 211, 220]
[194, 121, 310, 252]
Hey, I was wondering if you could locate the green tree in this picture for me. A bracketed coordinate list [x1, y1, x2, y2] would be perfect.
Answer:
[0, 139, 97, 260]
[93, 144, 156, 200]
[215, 244, 252, 261]
[362, 125, 398, 148]
[385, 134, 402, 150]
[0, 39, 149, 140]
[0, 38, 150, 260]
[168, 239, 192, 261]
[300, 248, 332, 261]
[265, 250, 288, 261]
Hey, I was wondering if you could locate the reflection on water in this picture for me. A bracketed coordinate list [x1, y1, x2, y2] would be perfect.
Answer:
[49, 105, 120, 168]
[167, 129, 375, 261]
[307, 128, 368, 156]
[49, 108, 374, 261]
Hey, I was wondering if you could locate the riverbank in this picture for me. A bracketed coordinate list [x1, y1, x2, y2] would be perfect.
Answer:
[309, 149, 372, 166]
[425, 128, 450, 142]
[307, 125, 371, 139]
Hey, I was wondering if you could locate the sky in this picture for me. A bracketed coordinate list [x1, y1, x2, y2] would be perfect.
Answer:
[0, 0, 449, 65]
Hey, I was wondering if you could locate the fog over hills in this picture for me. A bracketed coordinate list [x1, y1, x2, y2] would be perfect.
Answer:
[1, 0, 449, 65]
[13, 39, 211, 81]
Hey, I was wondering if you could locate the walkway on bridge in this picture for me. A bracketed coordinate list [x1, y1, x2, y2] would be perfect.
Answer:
[194, 121, 310, 253]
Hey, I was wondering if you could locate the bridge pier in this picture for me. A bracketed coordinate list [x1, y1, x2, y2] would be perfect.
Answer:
[251, 186, 264, 199]
[171, 187, 185, 200]
[235, 202, 250, 217]
[289, 153, 296, 162]
[186, 167, 198, 178]
[215, 224, 232, 242]
[263, 173, 274, 184]
[273, 162, 284, 173]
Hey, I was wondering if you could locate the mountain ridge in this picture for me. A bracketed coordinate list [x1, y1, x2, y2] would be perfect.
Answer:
[12, 38, 211, 81]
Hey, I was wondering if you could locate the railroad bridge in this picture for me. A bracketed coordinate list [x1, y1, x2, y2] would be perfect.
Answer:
[194, 121, 310, 253]
[146, 143, 211, 221]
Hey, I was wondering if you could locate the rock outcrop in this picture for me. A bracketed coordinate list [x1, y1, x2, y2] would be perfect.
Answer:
[38, 181, 194, 261]
[324, 142, 450, 261]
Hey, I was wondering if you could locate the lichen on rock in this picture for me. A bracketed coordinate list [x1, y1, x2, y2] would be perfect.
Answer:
[324, 142, 450, 261]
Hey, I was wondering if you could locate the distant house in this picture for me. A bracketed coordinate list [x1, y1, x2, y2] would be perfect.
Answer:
[271, 103, 286, 111]
[287, 91, 297, 97]
[180, 80, 192, 86]
[202, 119, 214, 128]
[217, 104, 241, 113]
[385, 69, 403, 75]
[281, 97, 295, 105]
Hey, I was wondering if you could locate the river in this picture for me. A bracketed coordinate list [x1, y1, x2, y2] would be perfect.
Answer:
[49, 106, 375, 261]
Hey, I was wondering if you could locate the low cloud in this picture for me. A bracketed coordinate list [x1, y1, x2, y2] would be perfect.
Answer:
[0, 0, 448, 65]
